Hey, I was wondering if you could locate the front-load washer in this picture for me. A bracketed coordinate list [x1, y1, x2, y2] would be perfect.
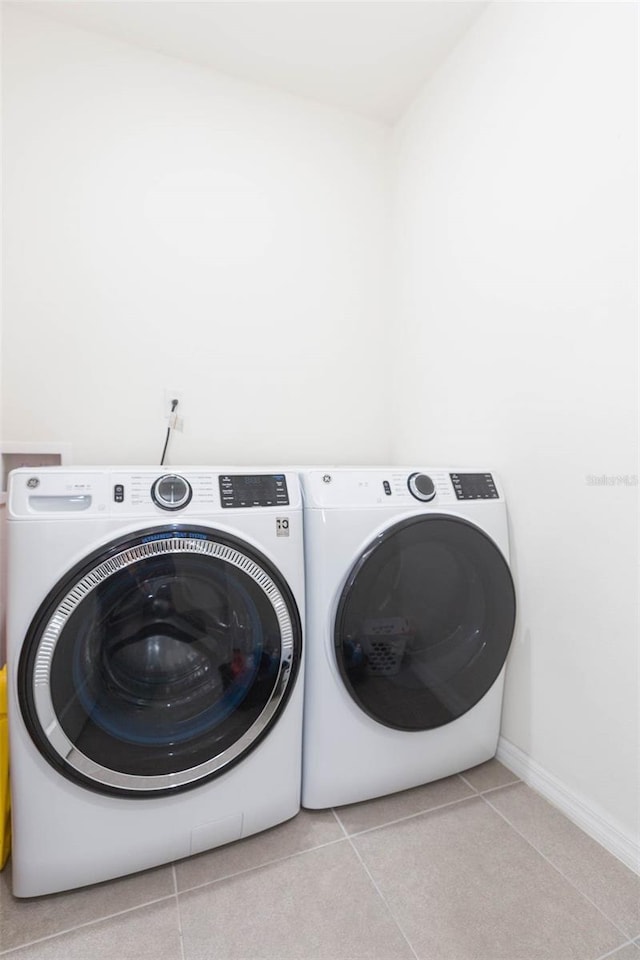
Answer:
[6, 467, 304, 897]
[300, 467, 516, 809]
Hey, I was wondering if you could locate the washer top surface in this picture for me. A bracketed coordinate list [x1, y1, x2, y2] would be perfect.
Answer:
[300, 467, 504, 510]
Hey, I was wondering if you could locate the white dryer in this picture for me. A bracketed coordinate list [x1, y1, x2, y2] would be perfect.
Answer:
[300, 468, 516, 809]
[7, 467, 304, 897]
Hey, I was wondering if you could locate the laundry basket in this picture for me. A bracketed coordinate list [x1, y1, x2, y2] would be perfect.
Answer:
[0, 665, 10, 869]
[361, 617, 413, 677]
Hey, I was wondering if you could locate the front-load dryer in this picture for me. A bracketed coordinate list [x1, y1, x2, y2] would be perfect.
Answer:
[300, 467, 516, 809]
[6, 467, 304, 896]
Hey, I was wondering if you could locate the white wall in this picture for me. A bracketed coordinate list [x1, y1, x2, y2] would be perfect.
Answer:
[1, 7, 391, 466]
[391, 1, 638, 849]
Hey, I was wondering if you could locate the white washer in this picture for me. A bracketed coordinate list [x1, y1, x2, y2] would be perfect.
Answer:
[300, 467, 516, 809]
[7, 467, 304, 897]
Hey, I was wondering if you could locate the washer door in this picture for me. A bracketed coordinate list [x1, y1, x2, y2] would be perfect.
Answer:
[334, 515, 515, 731]
[19, 526, 302, 797]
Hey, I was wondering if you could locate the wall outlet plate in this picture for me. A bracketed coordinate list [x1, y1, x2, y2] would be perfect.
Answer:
[163, 389, 184, 421]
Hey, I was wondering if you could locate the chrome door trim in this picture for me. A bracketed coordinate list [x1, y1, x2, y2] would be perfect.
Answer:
[31, 536, 296, 792]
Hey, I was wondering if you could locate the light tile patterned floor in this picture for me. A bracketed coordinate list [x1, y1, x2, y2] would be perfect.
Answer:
[1, 761, 638, 960]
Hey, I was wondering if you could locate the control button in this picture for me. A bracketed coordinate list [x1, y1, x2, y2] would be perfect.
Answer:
[113, 484, 124, 503]
[383, 481, 392, 496]
[407, 472, 436, 502]
[151, 474, 192, 512]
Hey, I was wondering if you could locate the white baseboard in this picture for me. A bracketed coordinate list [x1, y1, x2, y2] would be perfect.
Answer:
[497, 736, 640, 876]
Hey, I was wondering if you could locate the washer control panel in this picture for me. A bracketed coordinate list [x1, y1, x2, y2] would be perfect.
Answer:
[8, 468, 301, 517]
[219, 474, 289, 509]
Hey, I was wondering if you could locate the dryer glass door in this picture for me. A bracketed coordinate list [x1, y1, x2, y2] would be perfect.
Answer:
[19, 527, 302, 796]
[334, 515, 515, 731]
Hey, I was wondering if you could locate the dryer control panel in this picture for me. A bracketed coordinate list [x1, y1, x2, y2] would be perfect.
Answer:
[301, 468, 504, 509]
[450, 473, 499, 500]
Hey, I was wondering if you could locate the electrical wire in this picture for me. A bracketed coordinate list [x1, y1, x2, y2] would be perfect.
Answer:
[160, 398, 179, 466]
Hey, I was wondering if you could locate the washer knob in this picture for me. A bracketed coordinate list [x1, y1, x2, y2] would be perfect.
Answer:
[407, 472, 436, 502]
[151, 474, 192, 511]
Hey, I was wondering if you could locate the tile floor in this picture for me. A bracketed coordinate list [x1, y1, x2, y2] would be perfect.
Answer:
[1, 760, 638, 960]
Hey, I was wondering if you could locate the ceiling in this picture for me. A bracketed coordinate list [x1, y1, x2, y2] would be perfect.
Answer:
[14, 1, 489, 124]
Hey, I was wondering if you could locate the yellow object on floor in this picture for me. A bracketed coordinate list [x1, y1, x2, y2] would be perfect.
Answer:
[0, 664, 10, 869]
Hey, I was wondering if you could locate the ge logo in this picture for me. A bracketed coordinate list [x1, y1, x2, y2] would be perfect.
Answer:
[322, 474, 332, 484]
[26, 477, 40, 489]
[276, 517, 290, 537]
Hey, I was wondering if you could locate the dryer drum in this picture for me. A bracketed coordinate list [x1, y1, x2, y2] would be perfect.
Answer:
[334, 514, 516, 732]
[18, 526, 302, 797]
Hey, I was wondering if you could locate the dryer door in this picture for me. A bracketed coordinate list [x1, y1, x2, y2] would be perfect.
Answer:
[19, 526, 302, 796]
[334, 515, 515, 731]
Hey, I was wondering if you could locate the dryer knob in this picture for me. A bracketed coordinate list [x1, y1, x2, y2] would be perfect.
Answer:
[151, 474, 193, 511]
[407, 472, 436, 502]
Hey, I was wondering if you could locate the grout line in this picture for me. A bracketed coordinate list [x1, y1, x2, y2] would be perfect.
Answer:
[171, 862, 180, 903]
[341, 793, 479, 840]
[346, 836, 420, 960]
[172, 864, 186, 960]
[458, 771, 521, 795]
[457, 771, 480, 792]
[481, 792, 635, 943]
[174, 835, 349, 896]
[330, 806, 350, 838]
[594, 940, 640, 960]
[0, 893, 177, 957]
[475, 779, 523, 797]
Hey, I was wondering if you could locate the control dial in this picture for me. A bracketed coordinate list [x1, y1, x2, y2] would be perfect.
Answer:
[407, 472, 436, 502]
[151, 474, 192, 511]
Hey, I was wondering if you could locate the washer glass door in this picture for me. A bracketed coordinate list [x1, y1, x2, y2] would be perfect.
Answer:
[19, 527, 301, 796]
[334, 515, 515, 730]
